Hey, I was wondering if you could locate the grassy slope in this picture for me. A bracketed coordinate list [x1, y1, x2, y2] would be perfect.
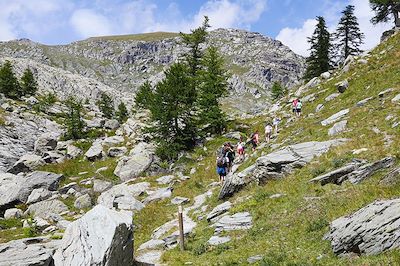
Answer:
[158, 33, 400, 265]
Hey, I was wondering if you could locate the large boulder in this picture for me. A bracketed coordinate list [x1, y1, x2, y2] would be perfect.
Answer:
[206, 201, 232, 222]
[66, 144, 82, 159]
[26, 199, 68, 219]
[213, 212, 252, 233]
[219, 165, 256, 199]
[335, 79, 349, 93]
[0, 237, 58, 266]
[53, 205, 133, 266]
[143, 187, 173, 205]
[254, 140, 347, 183]
[7, 154, 45, 174]
[328, 120, 347, 136]
[114, 142, 154, 181]
[85, 141, 104, 161]
[325, 199, 400, 256]
[34, 133, 58, 156]
[97, 182, 149, 211]
[4, 208, 23, 219]
[74, 194, 92, 209]
[321, 109, 350, 126]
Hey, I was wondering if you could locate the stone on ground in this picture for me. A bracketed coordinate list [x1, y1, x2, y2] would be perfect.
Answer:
[4, 208, 23, 219]
[135, 250, 163, 265]
[74, 194, 92, 209]
[206, 201, 232, 222]
[8, 154, 45, 174]
[26, 199, 68, 219]
[138, 239, 165, 251]
[207, 236, 231, 246]
[93, 179, 112, 193]
[53, 205, 133, 266]
[97, 183, 147, 211]
[213, 212, 252, 233]
[84, 141, 104, 161]
[143, 187, 173, 204]
[328, 120, 347, 136]
[321, 109, 349, 126]
[325, 199, 400, 256]
[171, 196, 190, 205]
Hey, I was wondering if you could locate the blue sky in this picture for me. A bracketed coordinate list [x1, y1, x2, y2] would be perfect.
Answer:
[0, 0, 393, 56]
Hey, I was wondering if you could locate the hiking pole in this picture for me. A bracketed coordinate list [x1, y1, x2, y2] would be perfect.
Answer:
[178, 205, 185, 251]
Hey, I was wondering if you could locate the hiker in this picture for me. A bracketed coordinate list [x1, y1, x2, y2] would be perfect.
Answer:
[236, 136, 246, 162]
[272, 116, 281, 135]
[296, 99, 302, 117]
[264, 123, 273, 143]
[225, 142, 235, 173]
[216, 155, 227, 184]
[250, 131, 259, 151]
[292, 98, 299, 116]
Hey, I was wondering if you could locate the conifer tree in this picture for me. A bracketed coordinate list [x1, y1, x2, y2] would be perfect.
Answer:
[20, 68, 38, 96]
[65, 97, 86, 140]
[198, 46, 228, 134]
[0, 61, 21, 99]
[304, 16, 332, 80]
[116, 102, 129, 123]
[271, 81, 286, 100]
[370, 0, 400, 27]
[97, 92, 114, 119]
[334, 5, 365, 63]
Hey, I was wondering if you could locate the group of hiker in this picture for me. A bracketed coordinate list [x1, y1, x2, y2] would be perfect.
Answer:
[216, 98, 304, 184]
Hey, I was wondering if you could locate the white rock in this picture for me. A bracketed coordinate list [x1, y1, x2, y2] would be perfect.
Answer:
[84, 141, 104, 161]
[392, 93, 400, 103]
[328, 120, 348, 136]
[156, 175, 175, 185]
[93, 179, 112, 193]
[74, 194, 92, 209]
[26, 188, 52, 204]
[208, 236, 231, 246]
[321, 109, 349, 126]
[4, 208, 23, 219]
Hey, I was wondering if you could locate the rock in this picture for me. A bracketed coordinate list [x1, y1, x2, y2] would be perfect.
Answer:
[171, 196, 190, 205]
[0, 171, 63, 214]
[206, 201, 232, 222]
[25, 96, 39, 105]
[269, 193, 286, 199]
[135, 250, 163, 265]
[213, 212, 252, 233]
[42, 151, 64, 164]
[321, 109, 349, 126]
[392, 93, 400, 103]
[84, 141, 104, 161]
[335, 80, 349, 93]
[315, 104, 324, 112]
[53, 205, 133, 266]
[26, 199, 68, 219]
[34, 217, 50, 230]
[102, 135, 124, 146]
[84, 118, 104, 128]
[93, 179, 112, 193]
[325, 199, 400, 256]
[219, 165, 256, 199]
[26, 188, 52, 204]
[224, 131, 242, 140]
[97, 182, 148, 211]
[357, 59, 368, 64]
[95, 167, 108, 174]
[0, 237, 57, 266]
[8, 154, 45, 174]
[4, 208, 23, 219]
[320, 71, 331, 79]
[143, 187, 173, 204]
[310, 157, 394, 185]
[107, 147, 127, 157]
[34, 133, 58, 155]
[114, 142, 154, 181]
[295, 77, 320, 96]
[254, 140, 347, 184]
[156, 175, 175, 185]
[380, 168, 400, 186]
[378, 88, 393, 97]
[73, 194, 92, 209]
[104, 119, 120, 130]
[247, 255, 263, 264]
[352, 148, 368, 155]
[66, 144, 82, 159]
[325, 93, 340, 102]
[207, 236, 231, 246]
[356, 96, 374, 107]
[138, 239, 165, 251]
[328, 120, 347, 136]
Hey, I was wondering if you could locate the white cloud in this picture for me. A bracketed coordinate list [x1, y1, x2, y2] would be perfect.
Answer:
[276, 19, 317, 56]
[70, 9, 113, 38]
[276, 0, 394, 56]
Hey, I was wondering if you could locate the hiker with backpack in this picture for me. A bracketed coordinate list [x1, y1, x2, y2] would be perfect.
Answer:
[236, 136, 246, 162]
[272, 116, 281, 135]
[292, 98, 298, 116]
[250, 131, 259, 151]
[216, 155, 227, 185]
[296, 99, 302, 117]
[264, 123, 273, 143]
[225, 142, 235, 173]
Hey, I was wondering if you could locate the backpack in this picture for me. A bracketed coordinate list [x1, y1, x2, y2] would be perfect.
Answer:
[297, 102, 302, 109]
[217, 157, 225, 167]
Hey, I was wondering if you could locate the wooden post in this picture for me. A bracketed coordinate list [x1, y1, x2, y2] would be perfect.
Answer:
[178, 205, 184, 251]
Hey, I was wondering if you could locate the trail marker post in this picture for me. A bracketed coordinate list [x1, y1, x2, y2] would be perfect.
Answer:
[178, 205, 184, 251]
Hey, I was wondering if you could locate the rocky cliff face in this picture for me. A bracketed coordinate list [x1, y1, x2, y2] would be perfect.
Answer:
[0, 29, 305, 110]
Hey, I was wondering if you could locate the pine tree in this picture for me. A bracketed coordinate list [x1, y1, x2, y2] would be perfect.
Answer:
[271, 81, 286, 100]
[0, 61, 21, 99]
[334, 5, 365, 64]
[135, 63, 197, 160]
[97, 92, 114, 119]
[370, 0, 400, 27]
[304, 16, 332, 80]
[20, 68, 38, 96]
[116, 102, 129, 123]
[198, 46, 228, 134]
[65, 97, 86, 140]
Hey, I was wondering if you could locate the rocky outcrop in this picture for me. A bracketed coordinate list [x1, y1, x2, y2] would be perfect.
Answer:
[219, 165, 256, 199]
[321, 109, 349, 126]
[53, 205, 133, 266]
[254, 139, 347, 183]
[213, 212, 252, 233]
[325, 199, 400, 256]
[310, 157, 395, 185]
[0, 237, 58, 266]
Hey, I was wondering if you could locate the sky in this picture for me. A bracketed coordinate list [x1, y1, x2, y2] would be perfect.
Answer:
[0, 0, 394, 56]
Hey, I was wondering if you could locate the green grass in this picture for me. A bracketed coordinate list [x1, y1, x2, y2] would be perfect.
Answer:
[87, 32, 179, 42]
